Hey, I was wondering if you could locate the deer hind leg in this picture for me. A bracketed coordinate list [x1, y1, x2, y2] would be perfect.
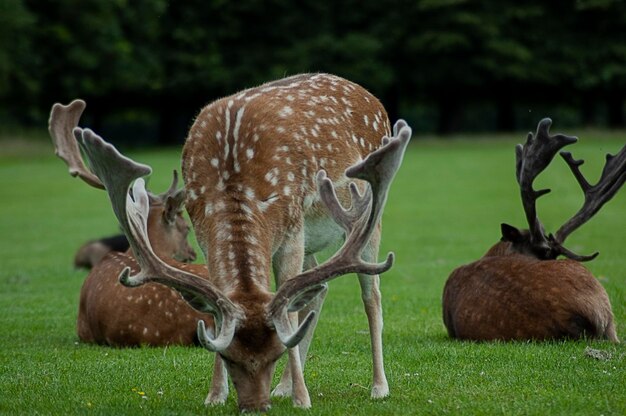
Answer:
[357, 224, 389, 399]
[204, 355, 228, 405]
[273, 255, 327, 397]
[270, 228, 311, 408]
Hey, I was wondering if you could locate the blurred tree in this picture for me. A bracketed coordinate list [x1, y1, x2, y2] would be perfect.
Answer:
[0, 0, 38, 123]
[1, 0, 625, 139]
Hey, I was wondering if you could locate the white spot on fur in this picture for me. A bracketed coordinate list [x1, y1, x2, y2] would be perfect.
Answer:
[234, 107, 245, 142]
[279, 106, 294, 118]
[244, 187, 255, 199]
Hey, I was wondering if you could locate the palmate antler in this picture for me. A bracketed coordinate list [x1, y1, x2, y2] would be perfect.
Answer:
[49, 100, 104, 189]
[49, 100, 183, 204]
[74, 127, 243, 352]
[515, 118, 626, 261]
[267, 120, 411, 346]
[556, 145, 626, 245]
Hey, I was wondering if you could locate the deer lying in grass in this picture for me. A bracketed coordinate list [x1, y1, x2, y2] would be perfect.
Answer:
[72, 73, 410, 412]
[50, 100, 196, 270]
[49, 100, 206, 346]
[443, 119, 624, 342]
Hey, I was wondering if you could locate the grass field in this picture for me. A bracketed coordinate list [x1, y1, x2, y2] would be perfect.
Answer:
[0, 128, 625, 415]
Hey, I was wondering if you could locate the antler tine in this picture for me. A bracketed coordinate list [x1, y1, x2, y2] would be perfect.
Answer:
[75, 127, 242, 352]
[515, 118, 577, 248]
[147, 170, 182, 205]
[268, 120, 411, 347]
[555, 143, 626, 253]
[48, 100, 104, 189]
[318, 174, 373, 231]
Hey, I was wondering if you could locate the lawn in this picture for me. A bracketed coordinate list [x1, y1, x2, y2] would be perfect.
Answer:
[0, 127, 625, 415]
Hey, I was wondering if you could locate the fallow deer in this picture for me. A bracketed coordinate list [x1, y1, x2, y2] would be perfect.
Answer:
[50, 100, 196, 270]
[72, 73, 410, 411]
[443, 118, 624, 342]
[50, 100, 206, 347]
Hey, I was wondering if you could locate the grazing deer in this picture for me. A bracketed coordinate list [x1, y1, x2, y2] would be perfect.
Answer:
[443, 119, 624, 342]
[49, 101, 205, 347]
[72, 73, 411, 412]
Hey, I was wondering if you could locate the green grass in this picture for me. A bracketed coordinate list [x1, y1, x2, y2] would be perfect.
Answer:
[1, 129, 625, 415]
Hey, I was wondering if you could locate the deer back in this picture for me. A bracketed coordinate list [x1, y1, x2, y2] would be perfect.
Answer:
[182, 73, 390, 285]
[443, 249, 617, 342]
[78, 253, 212, 346]
[77, 201, 206, 347]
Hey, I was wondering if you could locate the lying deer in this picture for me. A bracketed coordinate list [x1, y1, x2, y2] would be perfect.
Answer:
[71, 73, 411, 412]
[49, 100, 206, 346]
[50, 100, 196, 270]
[443, 119, 624, 342]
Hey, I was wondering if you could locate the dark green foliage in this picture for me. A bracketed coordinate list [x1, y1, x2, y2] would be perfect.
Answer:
[2, 0, 626, 136]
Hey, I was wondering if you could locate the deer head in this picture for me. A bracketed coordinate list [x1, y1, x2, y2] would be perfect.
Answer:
[490, 118, 626, 261]
[73, 120, 408, 411]
[49, 99, 196, 264]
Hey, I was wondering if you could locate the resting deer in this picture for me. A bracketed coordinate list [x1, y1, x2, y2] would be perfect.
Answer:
[443, 119, 624, 342]
[50, 100, 196, 270]
[71, 73, 411, 412]
[49, 100, 206, 346]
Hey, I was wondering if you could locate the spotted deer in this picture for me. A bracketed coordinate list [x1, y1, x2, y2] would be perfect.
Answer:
[72, 73, 411, 412]
[443, 119, 624, 342]
[50, 100, 206, 346]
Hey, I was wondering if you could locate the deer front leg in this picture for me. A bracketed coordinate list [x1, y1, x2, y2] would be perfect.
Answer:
[271, 228, 311, 408]
[357, 225, 389, 399]
[274, 255, 326, 396]
[204, 355, 228, 405]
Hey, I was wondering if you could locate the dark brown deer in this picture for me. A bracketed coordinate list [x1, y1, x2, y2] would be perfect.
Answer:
[73, 73, 410, 412]
[443, 118, 624, 342]
[50, 100, 206, 347]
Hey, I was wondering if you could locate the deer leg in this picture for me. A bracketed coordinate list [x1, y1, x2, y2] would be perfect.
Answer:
[356, 224, 389, 399]
[270, 229, 311, 408]
[204, 355, 228, 405]
[274, 255, 326, 395]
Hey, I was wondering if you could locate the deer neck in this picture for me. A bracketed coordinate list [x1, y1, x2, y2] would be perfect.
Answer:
[198, 209, 275, 293]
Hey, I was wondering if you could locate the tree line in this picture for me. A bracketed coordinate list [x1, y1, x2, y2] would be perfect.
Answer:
[2, 0, 626, 144]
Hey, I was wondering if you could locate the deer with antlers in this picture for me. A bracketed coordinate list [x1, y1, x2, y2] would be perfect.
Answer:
[443, 118, 624, 342]
[50, 100, 196, 270]
[49, 100, 207, 346]
[69, 73, 410, 412]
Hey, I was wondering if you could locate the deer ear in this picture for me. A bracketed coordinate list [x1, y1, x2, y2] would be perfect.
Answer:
[501, 223, 524, 243]
[163, 189, 185, 224]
